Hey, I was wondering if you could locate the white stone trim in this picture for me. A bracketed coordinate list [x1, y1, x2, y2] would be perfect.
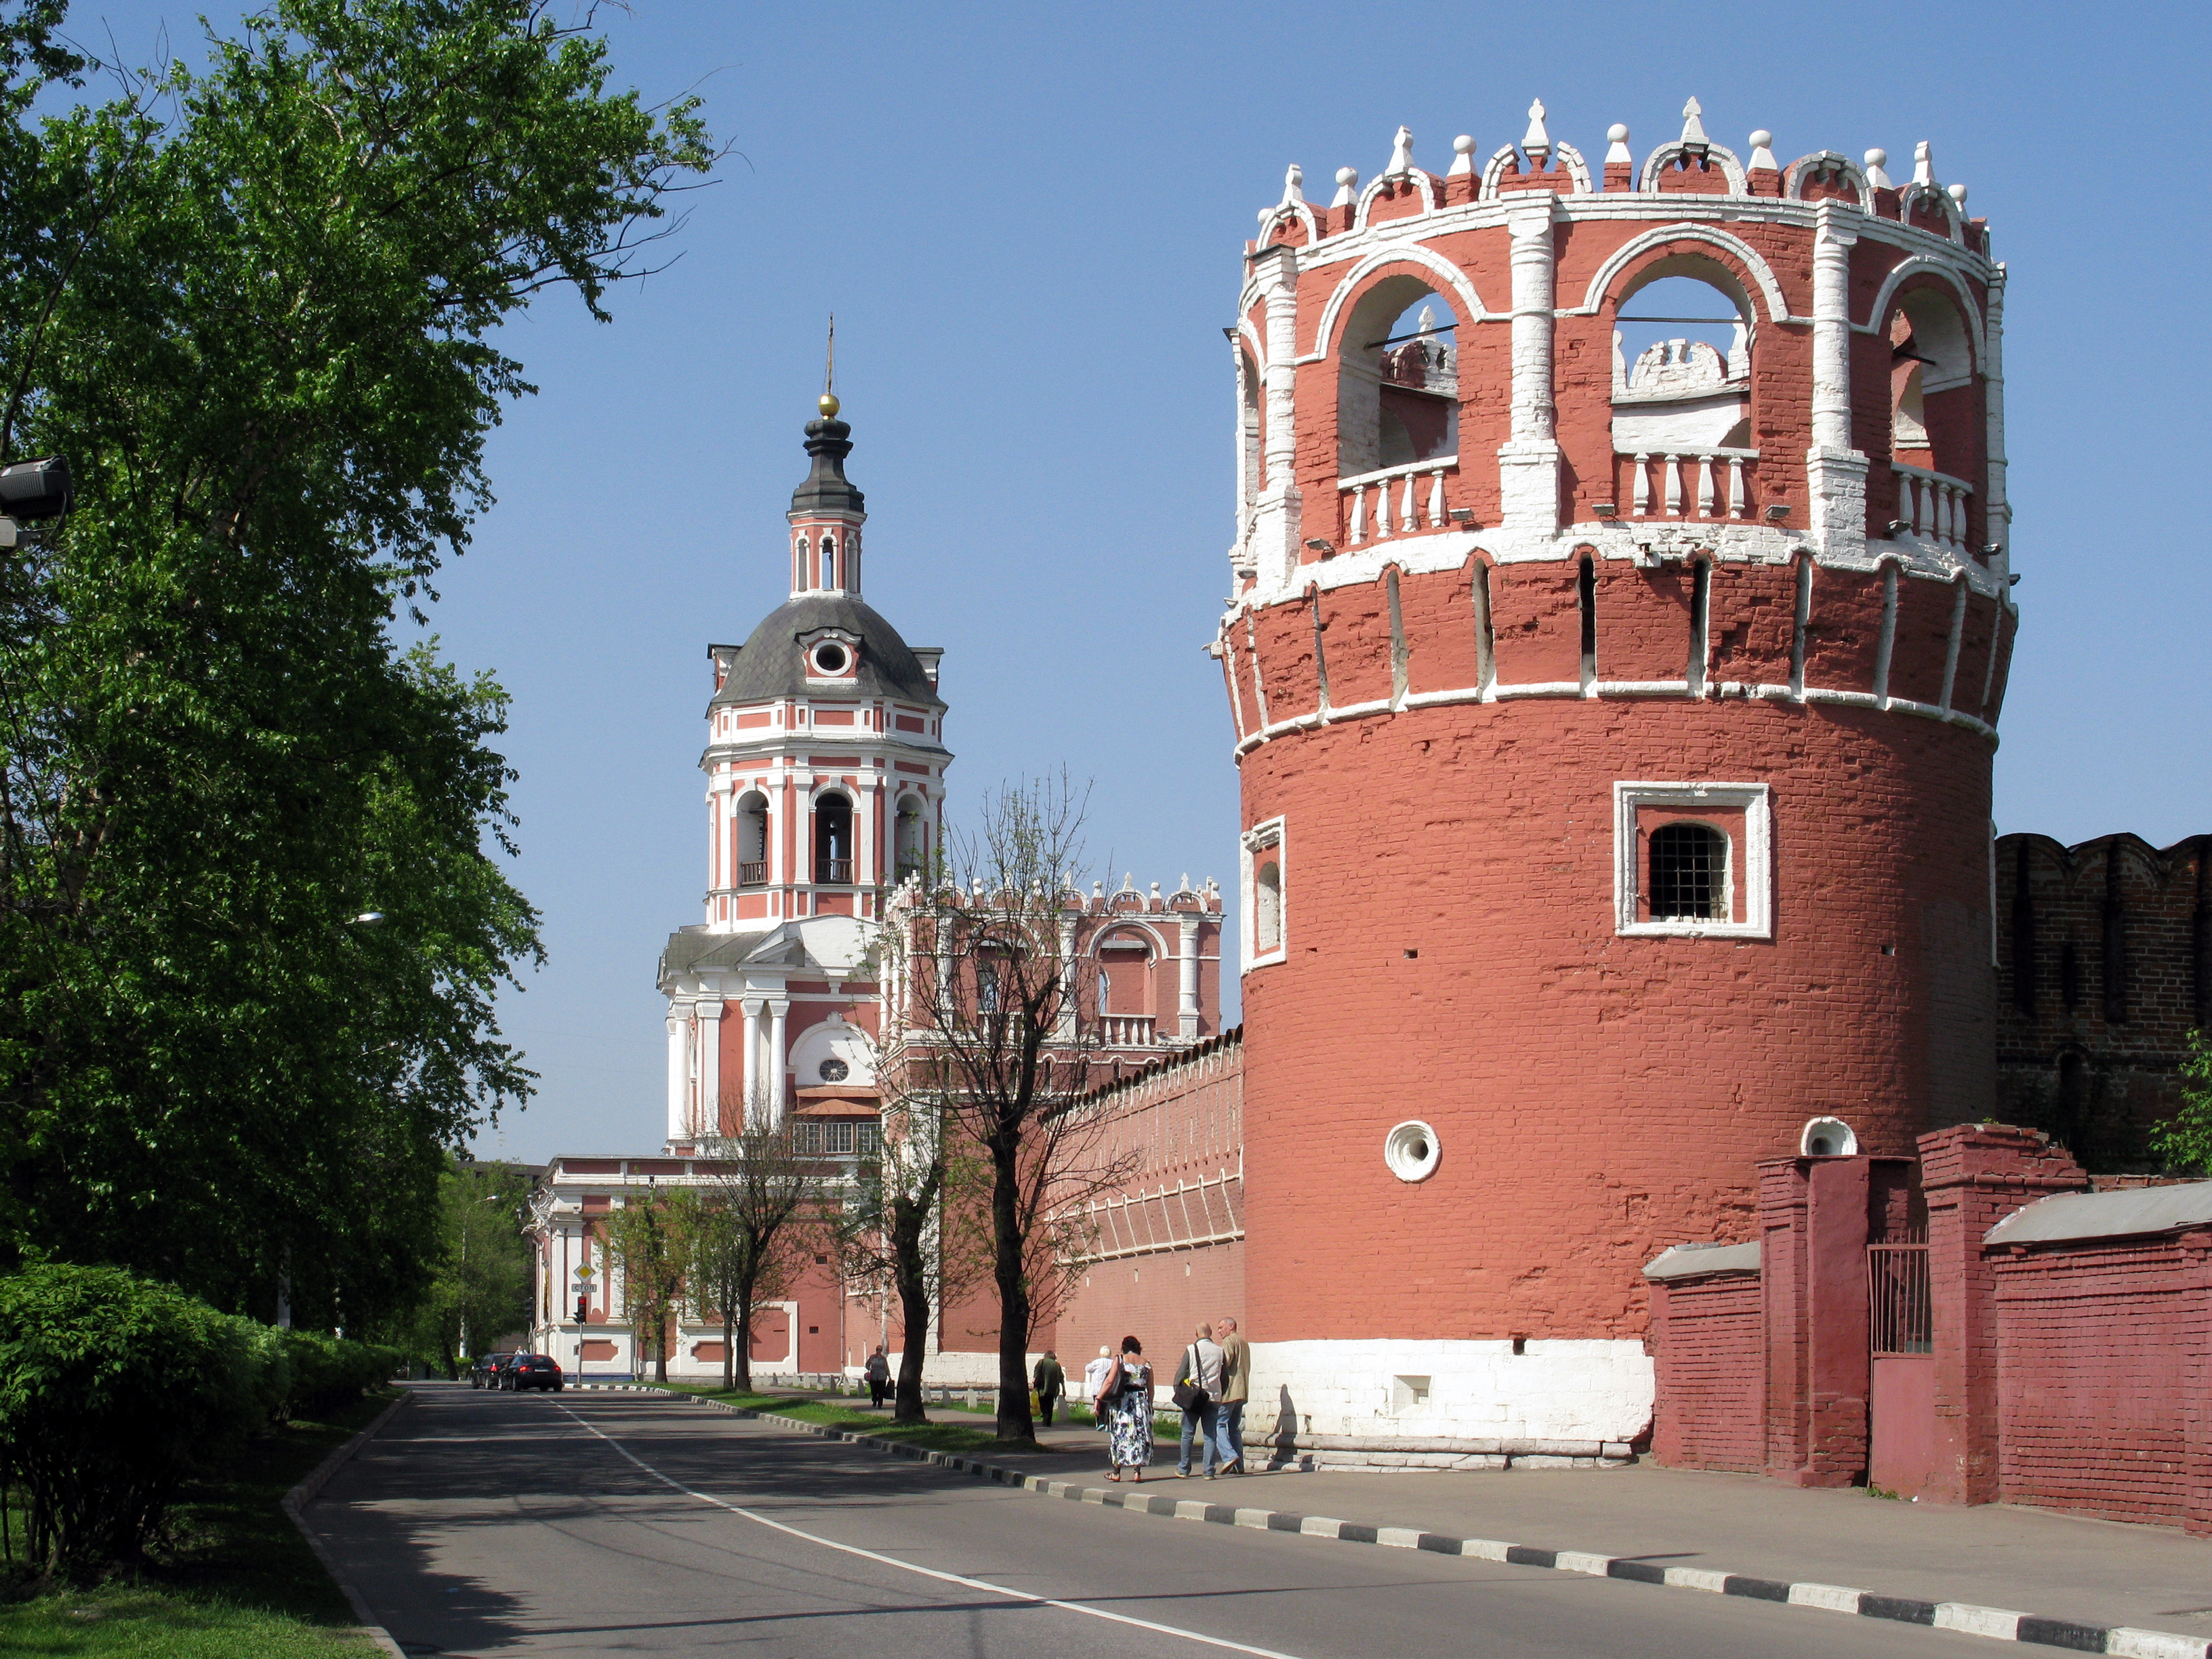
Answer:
[1307, 244, 1496, 361]
[1383, 1120, 1441, 1183]
[1612, 780, 1773, 940]
[1566, 222, 1795, 324]
[1250, 1337, 1653, 1447]
[1240, 817, 1287, 971]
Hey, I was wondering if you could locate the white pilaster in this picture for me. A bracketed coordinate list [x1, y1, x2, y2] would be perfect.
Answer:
[665, 1008, 689, 1143]
[766, 998, 790, 1126]
[1982, 265, 2009, 575]
[1177, 916, 1201, 1040]
[1807, 203, 1868, 559]
[1055, 915, 1079, 1040]
[1497, 199, 1561, 535]
[1249, 244, 1304, 594]
[695, 999, 723, 1136]
[740, 998, 765, 1126]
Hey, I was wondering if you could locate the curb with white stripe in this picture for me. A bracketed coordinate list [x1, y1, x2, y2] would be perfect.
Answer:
[576, 1386, 2209, 1659]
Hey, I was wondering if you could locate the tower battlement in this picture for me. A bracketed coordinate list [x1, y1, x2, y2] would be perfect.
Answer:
[1221, 100, 2014, 761]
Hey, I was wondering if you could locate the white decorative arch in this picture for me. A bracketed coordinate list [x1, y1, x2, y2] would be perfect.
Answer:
[1859, 255, 1985, 361]
[805, 779, 857, 809]
[1478, 142, 1592, 199]
[1567, 223, 1795, 324]
[1782, 150, 1872, 207]
[1895, 182, 1967, 247]
[787, 1012, 876, 1088]
[1309, 244, 1496, 359]
[1637, 140, 1746, 196]
[1351, 168, 1440, 230]
[1258, 200, 1319, 248]
[1090, 920, 1166, 958]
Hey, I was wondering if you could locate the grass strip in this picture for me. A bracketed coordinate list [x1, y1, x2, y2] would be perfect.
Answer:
[657, 1385, 1187, 1454]
[0, 1389, 398, 1657]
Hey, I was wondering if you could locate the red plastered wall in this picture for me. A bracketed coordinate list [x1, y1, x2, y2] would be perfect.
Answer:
[1650, 1272, 1766, 1473]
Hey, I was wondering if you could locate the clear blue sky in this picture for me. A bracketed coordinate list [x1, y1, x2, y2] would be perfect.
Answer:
[72, 0, 2212, 1162]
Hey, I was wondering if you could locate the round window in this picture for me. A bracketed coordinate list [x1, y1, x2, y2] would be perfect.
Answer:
[1384, 1120, 1441, 1183]
[813, 643, 848, 675]
[818, 1057, 849, 1083]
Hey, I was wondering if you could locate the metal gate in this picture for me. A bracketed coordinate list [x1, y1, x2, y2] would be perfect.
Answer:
[1867, 1242, 1934, 1496]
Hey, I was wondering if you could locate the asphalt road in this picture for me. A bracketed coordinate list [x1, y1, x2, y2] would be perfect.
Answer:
[311, 1383, 2008, 1658]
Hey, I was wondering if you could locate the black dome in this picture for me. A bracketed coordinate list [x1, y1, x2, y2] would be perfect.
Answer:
[711, 592, 941, 708]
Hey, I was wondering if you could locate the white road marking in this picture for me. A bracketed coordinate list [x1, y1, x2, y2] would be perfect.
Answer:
[552, 1399, 1311, 1658]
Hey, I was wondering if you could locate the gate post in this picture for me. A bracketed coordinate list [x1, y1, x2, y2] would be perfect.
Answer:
[1759, 1155, 1873, 1486]
[1919, 1124, 2087, 1507]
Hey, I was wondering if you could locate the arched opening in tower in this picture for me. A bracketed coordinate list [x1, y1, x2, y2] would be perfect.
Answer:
[735, 790, 769, 886]
[814, 791, 853, 885]
[1336, 281, 1460, 479]
[893, 794, 926, 884]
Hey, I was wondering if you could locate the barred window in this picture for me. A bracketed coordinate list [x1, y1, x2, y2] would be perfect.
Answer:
[1650, 823, 1727, 921]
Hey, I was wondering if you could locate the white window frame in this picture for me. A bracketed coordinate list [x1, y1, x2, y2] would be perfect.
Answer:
[1240, 816, 1287, 971]
[1613, 781, 1771, 940]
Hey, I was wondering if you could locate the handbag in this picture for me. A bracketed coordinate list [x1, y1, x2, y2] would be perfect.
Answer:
[1172, 1344, 1210, 1412]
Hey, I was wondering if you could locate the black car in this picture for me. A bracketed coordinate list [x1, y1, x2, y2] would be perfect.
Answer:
[502, 1353, 564, 1393]
[468, 1351, 512, 1390]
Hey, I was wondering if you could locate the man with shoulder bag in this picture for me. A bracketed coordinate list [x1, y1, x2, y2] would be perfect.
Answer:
[1172, 1322, 1223, 1479]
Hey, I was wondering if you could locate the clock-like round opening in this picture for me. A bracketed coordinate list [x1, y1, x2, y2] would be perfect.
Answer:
[818, 1057, 849, 1082]
[813, 643, 848, 675]
[1384, 1120, 1441, 1183]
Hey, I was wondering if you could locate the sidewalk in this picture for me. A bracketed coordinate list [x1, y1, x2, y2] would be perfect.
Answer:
[810, 1397, 2212, 1648]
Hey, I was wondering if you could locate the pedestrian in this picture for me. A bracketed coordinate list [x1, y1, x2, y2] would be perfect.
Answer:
[1082, 1345, 1114, 1427]
[1032, 1350, 1065, 1428]
[1098, 1336, 1153, 1482]
[1214, 1315, 1249, 1474]
[1172, 1322, 1224, 1479]
[864, 1345, 890, 1410]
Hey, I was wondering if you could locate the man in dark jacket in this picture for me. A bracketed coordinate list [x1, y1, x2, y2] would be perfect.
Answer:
[1033, 1351, 1065, 1427]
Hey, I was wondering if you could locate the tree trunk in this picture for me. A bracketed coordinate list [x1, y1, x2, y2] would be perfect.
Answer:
[653, 1312, 668, 1384]
[735, 1289, 754, 1392]
[722, 1301, 735, 1393]
[890, 1189, 932, 1425]
[990, 1128, 1033, 1443]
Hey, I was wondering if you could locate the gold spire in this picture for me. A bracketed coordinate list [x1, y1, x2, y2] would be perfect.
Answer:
[819, 314, 840, 417]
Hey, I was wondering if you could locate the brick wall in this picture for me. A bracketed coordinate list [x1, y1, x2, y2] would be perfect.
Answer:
[1995, 833, 2211, 1168]
[1992, 1229, 2212, 1529]
[1650, 1271, 1764, 1472]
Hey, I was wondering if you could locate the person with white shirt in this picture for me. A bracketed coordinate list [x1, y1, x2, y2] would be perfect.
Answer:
[1172, 1323, 1225, 1479]
[1082, 1346, 1114, 1428]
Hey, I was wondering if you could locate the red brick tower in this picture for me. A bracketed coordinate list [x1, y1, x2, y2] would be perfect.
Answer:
[1218, 102, 2015, 1455]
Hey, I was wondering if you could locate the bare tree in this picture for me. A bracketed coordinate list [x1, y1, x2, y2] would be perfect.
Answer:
[832, 1077, 951, 1425]
[691, 1088, 829, 1393]
[886, 773, 1136, 1444]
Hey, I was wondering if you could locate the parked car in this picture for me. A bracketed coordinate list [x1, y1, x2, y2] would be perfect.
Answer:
[468, 1351, 512, 1390]
[503, 1353, 564, 1393]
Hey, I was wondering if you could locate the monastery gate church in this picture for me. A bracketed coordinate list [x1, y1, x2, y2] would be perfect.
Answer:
[531, 96, 2212, 1497]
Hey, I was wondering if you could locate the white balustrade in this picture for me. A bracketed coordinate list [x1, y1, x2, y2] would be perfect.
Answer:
[1623, 448, 1758, 523]
[1337, 455, 1458, 546]
[1101, 1015, 1158, 1047]
[1891, 462, 1974, 558]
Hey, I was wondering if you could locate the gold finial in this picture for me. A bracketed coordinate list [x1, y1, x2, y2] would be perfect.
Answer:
[818, 313, 839, 417]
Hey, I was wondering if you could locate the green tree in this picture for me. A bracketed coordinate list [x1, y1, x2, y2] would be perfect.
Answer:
[605, 1185, 689, 1385]
[396, 1157, 533, 1376]
[2149, 1030, 2212, 1175]
[0, 0, 713, 1322]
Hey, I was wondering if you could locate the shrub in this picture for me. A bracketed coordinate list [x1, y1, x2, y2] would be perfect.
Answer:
[278, 1330, 401, 1422]
[0, 1265, 265, 1580]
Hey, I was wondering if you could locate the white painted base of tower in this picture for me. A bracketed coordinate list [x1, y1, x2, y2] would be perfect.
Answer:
[1246, 1338, 1654, 1466]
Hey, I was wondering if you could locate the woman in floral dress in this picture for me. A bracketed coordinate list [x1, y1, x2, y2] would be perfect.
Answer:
[1099, 1335, 1153, 1481]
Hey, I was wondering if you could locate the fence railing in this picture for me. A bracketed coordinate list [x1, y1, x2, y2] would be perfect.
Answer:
[1868, 1242, 1932, 1355]
[816, 857, 853, 885]
[1891, 462, 1975, 558]
[1620, 447, 1759, 521]
[738, 860, 767, 886]
[1338, 455, 1458, 546]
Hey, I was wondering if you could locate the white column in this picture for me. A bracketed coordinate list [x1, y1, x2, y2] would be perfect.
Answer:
[1177, 916, 1201, 1041]
[1249, 244, 1304, 594]
[1806, 203, 1868, 558]
[766, 998, 790, 1126]
[665, 1008, 689, 1143]
[695, 1000, 723, 1137]
[1982, 266, 2008, 574]
[740, 998, 764, 1127]
[1497, 199, 1561, 534]
[1055, 915, 1080, 1040]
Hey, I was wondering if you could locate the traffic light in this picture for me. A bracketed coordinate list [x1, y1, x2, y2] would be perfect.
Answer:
[575, 1294, 589, 1324]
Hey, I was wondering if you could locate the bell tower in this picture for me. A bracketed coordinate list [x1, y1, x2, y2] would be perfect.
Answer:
[658, 396, 951, 1143]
